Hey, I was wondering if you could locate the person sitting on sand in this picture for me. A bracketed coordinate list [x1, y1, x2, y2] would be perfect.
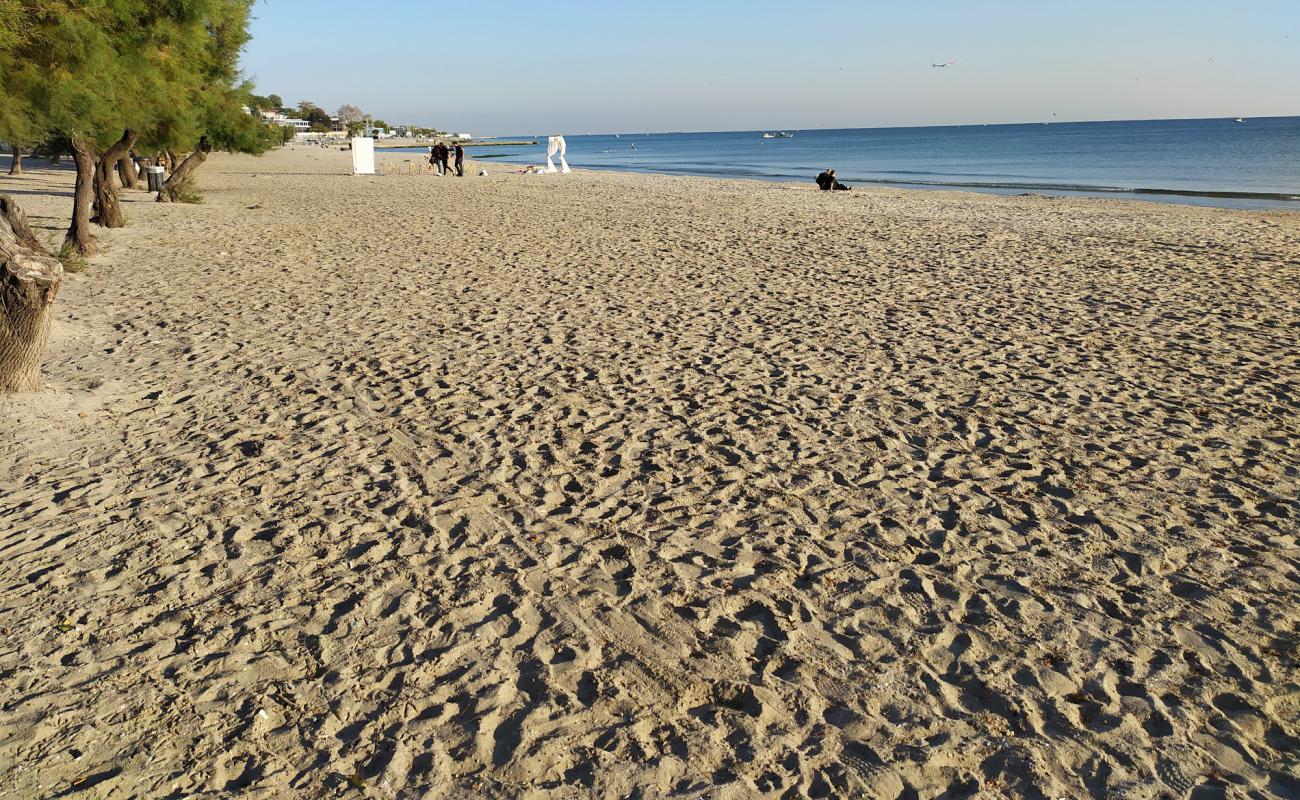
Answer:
[816, 169, 851, 191]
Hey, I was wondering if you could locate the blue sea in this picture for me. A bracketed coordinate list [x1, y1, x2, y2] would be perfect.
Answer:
[398, 117, 1300, 210]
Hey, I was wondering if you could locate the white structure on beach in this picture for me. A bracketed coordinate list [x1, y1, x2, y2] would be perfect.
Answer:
[351, 137, 375, 175]
[545, 136, 570, 173]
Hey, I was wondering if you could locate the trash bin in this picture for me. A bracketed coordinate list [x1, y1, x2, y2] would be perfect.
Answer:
[145, 165, 165, 192]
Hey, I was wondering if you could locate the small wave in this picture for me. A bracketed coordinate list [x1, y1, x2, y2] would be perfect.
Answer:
[852, 177, 1300, 201]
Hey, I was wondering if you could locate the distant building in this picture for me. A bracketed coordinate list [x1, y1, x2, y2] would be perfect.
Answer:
[260, 112, 310, 133]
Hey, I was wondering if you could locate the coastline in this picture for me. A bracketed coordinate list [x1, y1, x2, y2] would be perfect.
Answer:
[1, 146, 1298, 798]
[380, 117, 1300, 211]
[382, 147, 1300, 212]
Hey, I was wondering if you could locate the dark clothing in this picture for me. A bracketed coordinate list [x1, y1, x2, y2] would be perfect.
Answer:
[453, 145, 464, 177]
[816, 170, 851, 191]
[432, 144, 451, 175]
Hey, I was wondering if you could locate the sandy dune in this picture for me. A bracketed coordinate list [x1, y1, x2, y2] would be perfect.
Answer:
[1, 147, 1298, 799]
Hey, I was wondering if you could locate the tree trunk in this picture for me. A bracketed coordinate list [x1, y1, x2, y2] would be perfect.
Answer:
[7, 145, 20, 176]
[0, 195, 50, 254]
[165, 149, 179, 173]
[116, 154, 139, 190]
[64, 136, 98, 256]
[93, 129, 136, 228]
[1, 197, 64, 392]
[157, 137, 210, 203]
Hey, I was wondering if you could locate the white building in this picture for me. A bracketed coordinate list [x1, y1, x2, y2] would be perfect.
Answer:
[259, 109, 309, 133]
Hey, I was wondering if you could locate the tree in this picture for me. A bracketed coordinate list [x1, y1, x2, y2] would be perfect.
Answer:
[0, 194, 62, 392]
[151, 3, 283, 202]
[248, 92, 282, 111]
[0, 9, 38, 178]
[345, 120, 365, 138]
[0, 2, 141, 254]
[337, 104, 364, 124]
[0, 0, 278, 392]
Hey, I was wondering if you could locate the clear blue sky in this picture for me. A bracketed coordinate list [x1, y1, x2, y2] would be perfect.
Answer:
[240, 0, 1299, 134]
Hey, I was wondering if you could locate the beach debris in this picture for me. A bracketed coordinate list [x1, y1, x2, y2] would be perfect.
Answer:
[344, 772, 367, 789]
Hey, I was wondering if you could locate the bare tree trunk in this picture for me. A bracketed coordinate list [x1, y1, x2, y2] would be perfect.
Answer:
[1, 196, 63, 392]
[116, 154, 139, 190]
[93, 129, 136, 228]
[0, 195, 50, 254]
[165, 149, 179, 173]
[64, 136, 97, 256]
[7, 145, 20, 176]
[157, 137, 210, 203]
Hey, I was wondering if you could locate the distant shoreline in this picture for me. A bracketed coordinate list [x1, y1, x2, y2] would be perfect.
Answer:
[380, 117, 1300, 211]
[375, 140, 538, 150]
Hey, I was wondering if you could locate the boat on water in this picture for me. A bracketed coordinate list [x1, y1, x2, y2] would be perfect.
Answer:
[1234, 117, 1246, 123]
[762, 131, 795, 139]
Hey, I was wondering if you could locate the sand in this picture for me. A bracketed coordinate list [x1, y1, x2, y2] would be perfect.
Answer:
[1, 146, 1298, 799]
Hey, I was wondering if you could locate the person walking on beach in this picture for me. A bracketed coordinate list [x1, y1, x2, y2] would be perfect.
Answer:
[453, 143, 465, 177]
[428, 144, 438, 174]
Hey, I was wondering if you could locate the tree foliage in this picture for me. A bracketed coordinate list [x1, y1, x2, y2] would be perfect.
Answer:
[0, 0, 284, 250]
[248, 92, 282, 110]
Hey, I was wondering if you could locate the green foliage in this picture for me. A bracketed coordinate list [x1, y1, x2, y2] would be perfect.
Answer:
[247, 92, 282, 111]
[292, 101, 332, 132]
[172, 177, 203, 204]
[138, 0, 278, 156]
[56, 242, 89, 273]
[0, 0, 276, 158]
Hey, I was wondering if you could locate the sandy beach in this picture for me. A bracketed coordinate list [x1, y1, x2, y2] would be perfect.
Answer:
[1, 146, 1298, 798]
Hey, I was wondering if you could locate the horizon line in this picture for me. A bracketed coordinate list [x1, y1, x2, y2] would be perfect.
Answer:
[477, 113, 1298, 139]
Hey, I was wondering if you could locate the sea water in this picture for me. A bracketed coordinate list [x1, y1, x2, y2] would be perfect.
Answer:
[394, 117, 1300, 210]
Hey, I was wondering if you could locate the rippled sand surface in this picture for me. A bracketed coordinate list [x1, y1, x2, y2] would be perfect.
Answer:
[2, 147, 1299, 798]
